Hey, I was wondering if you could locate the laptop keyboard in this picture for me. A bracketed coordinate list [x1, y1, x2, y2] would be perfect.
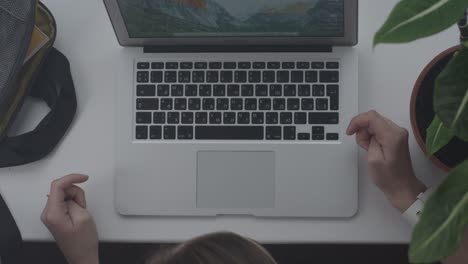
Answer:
[134, 60, 340, 141]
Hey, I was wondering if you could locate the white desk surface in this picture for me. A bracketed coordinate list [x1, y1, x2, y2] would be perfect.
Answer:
[0, 0, 458, 243]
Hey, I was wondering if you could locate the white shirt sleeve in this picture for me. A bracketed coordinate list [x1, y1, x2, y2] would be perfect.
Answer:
[402, 187, 435, 226]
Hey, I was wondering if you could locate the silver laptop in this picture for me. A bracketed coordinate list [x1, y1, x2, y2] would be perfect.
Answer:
[105, 0, 359, 218]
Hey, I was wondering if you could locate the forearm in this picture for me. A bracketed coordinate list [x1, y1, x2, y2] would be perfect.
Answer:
[443, 228, 468, 264]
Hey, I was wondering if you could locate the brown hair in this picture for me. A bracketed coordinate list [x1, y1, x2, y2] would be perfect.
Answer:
[146, 232, 277, 264]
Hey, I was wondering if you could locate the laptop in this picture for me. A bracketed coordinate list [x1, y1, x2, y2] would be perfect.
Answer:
[105, 0, 359, 217]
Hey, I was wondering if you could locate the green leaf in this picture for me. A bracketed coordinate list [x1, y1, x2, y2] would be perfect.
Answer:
[374, 0, 468, 46]
[434, 47, 468, 141]
[425, 116, 455, 155]
[409, 159, 468, 263]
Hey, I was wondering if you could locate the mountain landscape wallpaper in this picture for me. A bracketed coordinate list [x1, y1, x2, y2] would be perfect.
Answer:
[117, 0, 344, 37]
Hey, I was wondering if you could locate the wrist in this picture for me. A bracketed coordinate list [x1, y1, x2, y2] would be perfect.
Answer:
[69, 255, 99, 264]
[382, 178, 427, 213]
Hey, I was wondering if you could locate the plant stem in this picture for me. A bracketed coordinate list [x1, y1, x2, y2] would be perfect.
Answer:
[460, 9, 468, 47]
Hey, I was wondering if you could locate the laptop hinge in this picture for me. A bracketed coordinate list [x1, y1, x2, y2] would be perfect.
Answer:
[143, 45, 333, 53]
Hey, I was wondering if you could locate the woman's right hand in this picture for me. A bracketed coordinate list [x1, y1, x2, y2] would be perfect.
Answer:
[41, 174, 99, 264]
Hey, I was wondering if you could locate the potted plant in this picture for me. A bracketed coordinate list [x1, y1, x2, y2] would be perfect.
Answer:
[374, 1, 468, 263]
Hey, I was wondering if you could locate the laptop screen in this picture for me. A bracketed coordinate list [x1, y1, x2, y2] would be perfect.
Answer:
[116, 0, 344, 38]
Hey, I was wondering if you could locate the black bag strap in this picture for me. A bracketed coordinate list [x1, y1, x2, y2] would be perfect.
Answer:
[0, 193, 22, 263]
[0, 48, 77, 168]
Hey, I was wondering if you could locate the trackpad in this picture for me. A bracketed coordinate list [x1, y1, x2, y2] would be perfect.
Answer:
[197, 151, 275, 209]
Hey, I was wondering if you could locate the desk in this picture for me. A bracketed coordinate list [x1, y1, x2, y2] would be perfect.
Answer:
[0, 0, 457, 243]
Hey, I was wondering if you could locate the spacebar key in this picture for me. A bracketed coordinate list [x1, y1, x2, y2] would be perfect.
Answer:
[196, 126, 264, 140]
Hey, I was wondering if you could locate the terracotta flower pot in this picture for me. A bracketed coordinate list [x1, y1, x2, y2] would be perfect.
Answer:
[410, 45, 468, 172]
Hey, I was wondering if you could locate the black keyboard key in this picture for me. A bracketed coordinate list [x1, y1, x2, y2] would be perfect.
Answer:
[199, 85, 212, 96]
[255, 85, 268, 96]
[202, 98, 215, 110]
[224, 62, 236, 69]
[217, 98, 229, 110]
[231, 99, 243, 110]
[137, 71, 149, 83]
[221, 71, 233, 83]
[164, 126, 176, 139]
[297, 62, 310, 69]
[157, 85, 170, 96]
[312, 84, 325, 96]
[327, 133, 339, 140]
[209, 112, 222, 124]
[298, 133, 310, 140]
[196, 126, 264, 140]
[153, 112, 165, 124]
[316, 98, 329, 110]
[178, 71, 191, 83]
[237, 112, 250, 124]
[249, 71, 261, 83]
[266, 126, 281, 140]
[253, 62, 266, 69]
[167, 112, 180, 124]
[294, 112, 307, 124]
[235, 71, 247, 83]
[266, 112, 279, 124]
[136, 126, 148, 139]
[209, 62, 222, 69]
[302, 98, 314, 110]
[178, 126, 194, 139]
[174, 98, 187, 110]
[227, 85, 240, 96]
[267, 62, 280, 69]
[185, 85, 198, 96]
[207, 71, 219, 83]
[284, 127, 296, 140]
[171, 85, 184, 96]
[273, 98, 286, 110]
[263, 71, 275, 83]
[311, 62, 325, 69]
[287, 99, 300, 110]
[151, 62, 164, 69]
[284, 85, 296, 97]
[238, 62, 251, 69]
[149, 126, 162, 139]
[313, 134, 325, 140]
[165, 62, 178, 69]
[259, 98, 272, 110]
[213, 85, 226, 96]
[327, 85, 339, 110]
[164, 71, 177, 83]
[151, 71, 163, 83]
[241, 85, 254, 96]
[280, 112, 293, 124]
[326, 62, 340, 69]
[180, 62, 193, 69]
[282, 62, 295, 69]
[277, 71, 290, 83]
[137, 85, 156, 96]
[252, 112, 264, 124]
[245, 98, 257, 110]
[137, 98, 158, 110]
[305, 71, 318, 83]
[196, 112, 208, 124]
[320, 71, 339, 83]
[223, 112, 236, 124]
[188, 98, 201, 110]
[270, 85, 282, 97]
[192, 71, 205, 83]
[181, 112, 194, 124]
[195, 62, 208, 69]
[298, 85, 311, 96]
[160, 98, 173, 110]
[136, 112, 151, 124]
[309, 112, 339, 124]
[291, 71, 304, 83]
